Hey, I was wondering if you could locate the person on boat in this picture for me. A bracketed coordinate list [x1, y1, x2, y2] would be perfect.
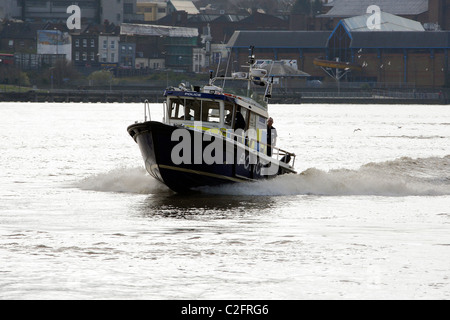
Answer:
[233, 106, 246, 145]
[225, 111, 232, 126]
[234, 106, 246, 131]
[267, 117, 277, 156]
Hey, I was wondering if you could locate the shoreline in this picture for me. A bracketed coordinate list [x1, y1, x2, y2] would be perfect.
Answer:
[0, 89, 448, 105]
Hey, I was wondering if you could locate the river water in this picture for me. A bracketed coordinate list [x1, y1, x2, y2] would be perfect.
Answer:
[0, 102, 449, 300]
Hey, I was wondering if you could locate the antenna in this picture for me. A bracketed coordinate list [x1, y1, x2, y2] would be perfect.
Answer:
[222, 48, 232, 88]
[248, 46, 255, 65]
[209, 70, 214, 85]
[264, 61, 275, 101]
[214, 53, 222, 78]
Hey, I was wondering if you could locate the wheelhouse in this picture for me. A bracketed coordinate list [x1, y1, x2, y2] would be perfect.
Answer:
[163, 87, 272, 156]
[164, 89, 268, 131]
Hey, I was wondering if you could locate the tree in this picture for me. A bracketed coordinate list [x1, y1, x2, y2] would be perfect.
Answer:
[0, 65, 30, 87]
[312, 0, 323, 15]
[87, 69, 116, 86]
[291, 0, 322, 16]
[291, 0, 311, 14]
[51, 60, 82, 87]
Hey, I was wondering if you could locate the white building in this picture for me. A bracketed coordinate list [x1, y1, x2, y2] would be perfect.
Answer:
[193, 44, 229, 73]
[135, 57, 165, 69]
[37, 30, 72, 61]
[98, 34, 120, 64]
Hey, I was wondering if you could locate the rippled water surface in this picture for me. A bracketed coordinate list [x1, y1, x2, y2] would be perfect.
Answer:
[0, 102, 449, 299]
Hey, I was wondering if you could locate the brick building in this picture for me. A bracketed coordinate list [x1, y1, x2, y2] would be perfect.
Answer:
[120, 23, 198, 72]
[314, 0, 450, 31]
[227, 13, 450, 88]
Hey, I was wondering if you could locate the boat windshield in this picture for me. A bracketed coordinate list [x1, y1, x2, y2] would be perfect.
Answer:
[221, 87, 268, 109]
[168, 98, 222, 124]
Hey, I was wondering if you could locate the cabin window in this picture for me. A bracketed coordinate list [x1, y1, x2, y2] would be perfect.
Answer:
[239, 107, 249, 130]
[202, 101, 220, 123]
[247, 112, 258, 143]
[169, 98, 221, 123]
[169, 98, 201, 121]
[249, 112, 257, 130]
[185, 99, 201, 121]
[169, 98, 186, 120]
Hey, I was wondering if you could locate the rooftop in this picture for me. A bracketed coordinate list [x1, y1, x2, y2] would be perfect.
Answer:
[342, 11, 425, 32]
[169, 0, 200, 15]
[320, 0, 428, 17]
[120, 23, 198, 38]
[227, 30, 331, 48]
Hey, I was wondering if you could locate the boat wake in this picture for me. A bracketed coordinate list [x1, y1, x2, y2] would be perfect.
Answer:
[75, 155, 450, 197]
[198, 155, 450, 197]
[75, 166, 170, 194]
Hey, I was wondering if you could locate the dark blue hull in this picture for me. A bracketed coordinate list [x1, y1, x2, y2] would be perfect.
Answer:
[127, 121, 294, 193]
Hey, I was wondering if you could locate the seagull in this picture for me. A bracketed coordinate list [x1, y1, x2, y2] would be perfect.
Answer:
[354, 128, 362, 133]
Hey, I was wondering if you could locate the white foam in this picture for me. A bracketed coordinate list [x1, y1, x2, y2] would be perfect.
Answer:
[199, 155, 450, 197]
[75, 156, 450, 197]
[76, 166, 170, 194]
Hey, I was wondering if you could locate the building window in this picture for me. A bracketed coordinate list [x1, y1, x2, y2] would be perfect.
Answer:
[90, 52, 95, 61]
[103, 40, 107, 49]
[82, 52, 87, 61]
[102, 53, 107, 62]
[75, 39, 80, 47]
[83, 39, 87, 47]
[110, 40, 115, 49]
[111, 53, 115, 62]
[75, 51, 80, 60]
[91, 39, 95, 48]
